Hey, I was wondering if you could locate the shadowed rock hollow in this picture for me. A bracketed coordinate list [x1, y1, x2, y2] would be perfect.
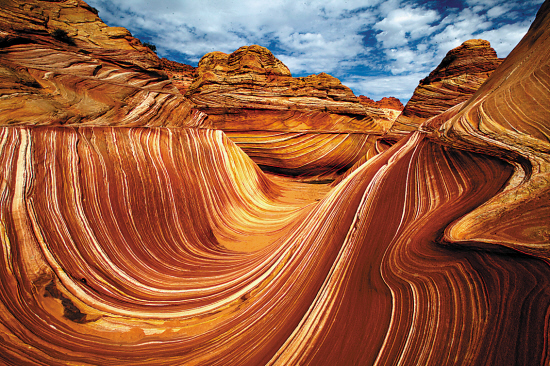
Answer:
[0, 0, 550, 365]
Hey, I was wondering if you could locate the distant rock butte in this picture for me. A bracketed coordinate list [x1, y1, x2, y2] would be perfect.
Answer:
[186, 45, 393, 133]
[185, 45, 404, 178]
[359, 96, 404, 131]
[159, 58, 196, 94]
[358, 96, 404, 111]
[390, 39, 503, 135]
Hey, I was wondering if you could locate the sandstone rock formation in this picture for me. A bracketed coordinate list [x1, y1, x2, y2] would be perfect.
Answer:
[186, 45, 387, 132]
[159, 57, 196, 94]
[0, 0, 202, 127]
[1, 0, 550, 365]
[358, 96, 404, 130]
[427, 0, 550, 260]
[185, 45, 402, 178]
[390, 39, 503, 135]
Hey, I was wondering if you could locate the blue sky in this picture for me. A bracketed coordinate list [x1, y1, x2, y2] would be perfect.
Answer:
[86, 0, 545, 102]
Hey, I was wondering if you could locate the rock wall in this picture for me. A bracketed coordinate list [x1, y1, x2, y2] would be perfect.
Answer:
[0, 0, 550, 365]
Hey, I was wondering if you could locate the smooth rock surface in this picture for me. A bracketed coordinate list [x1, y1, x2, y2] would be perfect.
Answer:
[0, 0, 550, 365]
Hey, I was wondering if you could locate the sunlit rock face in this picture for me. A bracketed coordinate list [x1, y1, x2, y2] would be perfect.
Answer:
[185, 45, 401, 178]
[1, 0, 550, 365]
[186, 45, 384, 132]
[428, 0, 550, 261]
[390, 39, 503, 136]
[0, 0, 202, 127]
[358, 96, 404, 131]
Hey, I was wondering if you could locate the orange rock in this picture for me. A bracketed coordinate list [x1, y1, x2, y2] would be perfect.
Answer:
[186, 45, 398, 178]
[358, 96, 404, 111]
[159, 57, 196, 94]
[390, 39, 503, 135]
[431, 1, 550, 260]
[186, 45, 388, 133]
[0, 0, 203, 127]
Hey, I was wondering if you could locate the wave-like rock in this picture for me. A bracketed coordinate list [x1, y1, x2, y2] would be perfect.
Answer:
[390, 39, 503, 135]
[225, 131, 378, 179]
[1, 0, 550, 364]
[2, 125, 549, 365]
[429, 0, 550, 260]
[0, 0, 159, 68]
[0, 0, 203, 128]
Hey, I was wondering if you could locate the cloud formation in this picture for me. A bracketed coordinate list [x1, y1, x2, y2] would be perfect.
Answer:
[86, 0, 544, 102]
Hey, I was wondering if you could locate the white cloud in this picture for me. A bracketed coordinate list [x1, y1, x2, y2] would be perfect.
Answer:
[476, 21, 532, 56]
[86, 0, 542, 102]
[374, 5, 440, 48]
[486, 5, 510, 18]
[342, 72, 427, 101]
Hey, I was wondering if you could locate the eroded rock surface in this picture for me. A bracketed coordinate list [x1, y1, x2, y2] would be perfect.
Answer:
[0, 0, 550, 365]
[390, 39, 503, 135]
[185, 45, 401, 177]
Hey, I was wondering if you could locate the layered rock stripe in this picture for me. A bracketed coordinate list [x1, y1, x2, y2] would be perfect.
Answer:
[0, 0, 549, 365]
[185, 45, 398, 178]
[390, 39, 503, 136]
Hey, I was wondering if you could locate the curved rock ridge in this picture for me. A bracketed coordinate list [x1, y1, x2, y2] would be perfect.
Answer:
[3, 125, 550, 365]
[428, 0, 550, 260]
[0, 43, 203, 126]
[390, 39, 503, 135]
[1, 0, 550, 364]
[0, 0, 205, 128]
[225, 131, 378, 179]
[186, 45, 386, 133]
[359, 96, 404, 131]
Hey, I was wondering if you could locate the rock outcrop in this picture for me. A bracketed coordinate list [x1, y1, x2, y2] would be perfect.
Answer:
[185, 45, 402, 178]
[186, 45, 388, 133]
[427, 1, 550, 260]
[1, 0, 550, 365]
[0, 0, 203, 127]
[390, 39, 503, 135]
[159, 57, 196, 94]
[359, 96, 404, 130]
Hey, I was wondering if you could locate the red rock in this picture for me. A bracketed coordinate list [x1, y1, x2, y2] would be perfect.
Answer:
[430, 0, 550, 260]
[0, 0, 550, 365]
[186, 45, 387, 133]
[186, 45, 399, 177]
[159, 57, 196, 94]
[358, 96, 404, 111]
[0, 1, 203, 127]
[390, 39, 503, 135]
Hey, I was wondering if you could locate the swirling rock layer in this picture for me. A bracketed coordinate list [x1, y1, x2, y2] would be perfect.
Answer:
[391, 39, 503, 135]
[2, 126, 549, 365]
[0, 0, 202, 128]
[1, 0, 550, 364]
[225, 131, 378, 179]
[430, 0, 550, 260]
